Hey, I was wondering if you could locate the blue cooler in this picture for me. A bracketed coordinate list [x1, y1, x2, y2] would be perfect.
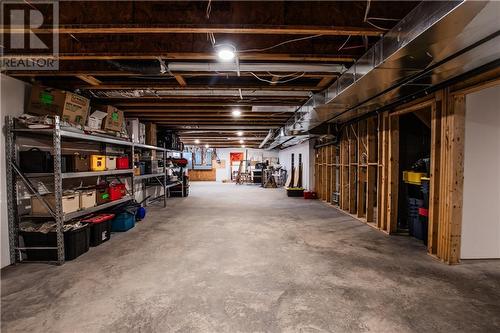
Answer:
[112, 212, 135, 232]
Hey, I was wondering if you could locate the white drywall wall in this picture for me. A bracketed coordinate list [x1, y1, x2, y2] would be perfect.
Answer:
[278, 140, 315, 190]
[214, 148, 278, 182]
[1, 75, 30, 268]
[461, 85, 500, 259]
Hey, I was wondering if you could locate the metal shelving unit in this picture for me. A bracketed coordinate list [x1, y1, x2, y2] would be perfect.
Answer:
[5, 116, 185, 265]
[132, 143, 167, 207]
[5, 115, 171, 265]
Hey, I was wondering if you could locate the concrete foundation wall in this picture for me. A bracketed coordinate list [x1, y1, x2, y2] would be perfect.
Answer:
[278, 140, 315, 190]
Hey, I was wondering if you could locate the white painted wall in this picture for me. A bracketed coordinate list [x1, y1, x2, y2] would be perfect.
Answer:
[214, 148, 278, 182]
[461, 85, 500, 259]
[1, 75, 30, 268]
[278, 140, 315, 190]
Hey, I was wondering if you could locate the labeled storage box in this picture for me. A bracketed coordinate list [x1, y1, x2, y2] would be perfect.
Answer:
[116, 156, 129, 169]
[106, 156, 117, 170]
[96, 188, 110, 205]
[99, 105, 124, 132]
[90, 155, 106, 171]
[78, 189, 96, 209]
[111, 212, 135, 232]
[31, 192, 80, 215]
[28, 85, 90, 126]
[81, 214, 114, 246]
[20, 148, 53, 173]
[21, 224, 90, 261]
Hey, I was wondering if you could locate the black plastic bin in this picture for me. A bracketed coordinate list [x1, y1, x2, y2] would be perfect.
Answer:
[287, 189, 304, 197]
[89, 220, 112, 246]
[21, 224, 90, 261]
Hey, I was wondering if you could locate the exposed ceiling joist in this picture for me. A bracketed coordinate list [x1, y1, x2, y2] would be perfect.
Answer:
[174, 75, 187, 87]
[2, 53, 355, 63]
[3, 25, 382, 36]
[75, 74, 102, 86]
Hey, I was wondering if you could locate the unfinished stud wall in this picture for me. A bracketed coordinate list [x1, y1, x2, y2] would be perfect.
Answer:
[314, 117, 378, 224]
[313, 70, 498, 264]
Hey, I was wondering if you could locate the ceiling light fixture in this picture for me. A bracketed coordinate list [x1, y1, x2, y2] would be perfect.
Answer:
[194, 139, 200, 144]
[239, 139, 244, 144]
[241, 145, 246, 148]
[236, 131, 243, 136]
[215, 44, 236, 62]
[232, 109, 242, 117]
[205, 144, 209, 148]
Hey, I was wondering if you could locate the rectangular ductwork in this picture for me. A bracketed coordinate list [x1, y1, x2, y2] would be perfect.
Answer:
[282, 0, 500, 136]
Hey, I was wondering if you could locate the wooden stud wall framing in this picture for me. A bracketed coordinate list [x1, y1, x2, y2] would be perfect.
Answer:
[313, 70, 497, 264]
[314, 117, 378, 223]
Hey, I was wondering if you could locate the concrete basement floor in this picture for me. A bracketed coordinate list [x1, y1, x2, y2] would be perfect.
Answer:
[2, 182, 500, 333]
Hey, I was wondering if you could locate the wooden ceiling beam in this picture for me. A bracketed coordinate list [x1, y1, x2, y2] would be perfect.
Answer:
[115, 102, 301, 107]
[174, 74, 187, 87]
[75, 74, 102, 86]
[2, 53, 355, 63]
[4, 25, 382, 36]
[77, 84, 316, 91]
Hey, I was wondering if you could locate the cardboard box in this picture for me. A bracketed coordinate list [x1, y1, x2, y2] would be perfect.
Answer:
[99, 105, 124, 132]
[28, 85, 90, 126]
[146, 123, 157, 146]
[87, 110, 108, 130]
[126, 118, 146, 143]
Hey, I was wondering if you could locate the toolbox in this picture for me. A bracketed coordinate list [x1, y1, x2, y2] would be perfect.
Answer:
[81, 214, 114, 246]
[106, 156, 117, 170]
[96, 187, 110, 205]
[90, 155, 106, 171]
[116, 156, 129, 169]
[78, 189, 96, 209]
[19, 148, 53, 173]
[31, 192, 81, 215]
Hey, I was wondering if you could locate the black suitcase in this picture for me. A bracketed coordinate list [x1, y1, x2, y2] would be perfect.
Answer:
[19, 148, 53, 173]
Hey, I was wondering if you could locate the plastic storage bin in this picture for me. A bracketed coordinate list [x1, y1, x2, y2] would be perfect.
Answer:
[78, 189, 96, 209]
[111, 212, 135, 232]
[106, 156, 117, 170]
[19, 148, 53, 173]
[116, 156, 129, 169]
[31, 192, 80, 215]
[303, 191, 317, 199]
[96, 188, 110, 205]
[81, 214, 114, 246]
[21, 224, 90, 261]
[90, 155, 106, 171]
[108, 184, 124, 201]
[287, 188, 304, 197]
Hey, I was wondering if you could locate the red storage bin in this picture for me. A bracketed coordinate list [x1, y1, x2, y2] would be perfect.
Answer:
[116, 156, 129, 169]
[108, 184, 124, 201]
[303, 191, 317, 199]
[418, 207, 429, 217]
[116, 183, 126, 197]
